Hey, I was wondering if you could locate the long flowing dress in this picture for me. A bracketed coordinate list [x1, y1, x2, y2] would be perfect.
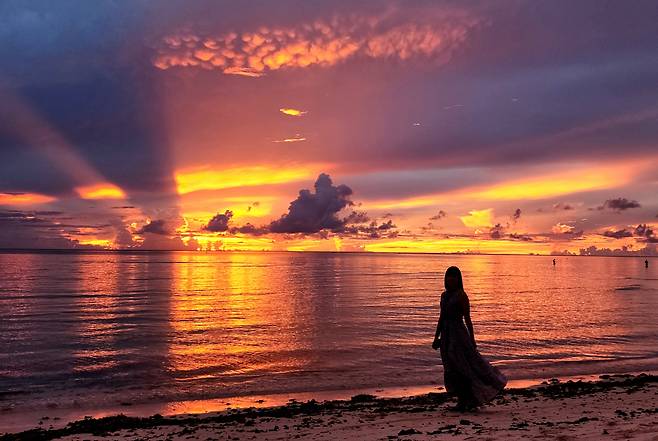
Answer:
[439, 289, 507, 406]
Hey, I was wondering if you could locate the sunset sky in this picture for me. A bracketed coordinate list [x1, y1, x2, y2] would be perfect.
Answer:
[1, 0, 657, 254]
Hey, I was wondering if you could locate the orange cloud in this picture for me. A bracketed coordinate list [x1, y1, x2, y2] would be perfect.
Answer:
[279, 108, 307, 117]
[0, 192, 56, 205]
[551, 223, 575, 234]
[363, 159, 650, 211]
[75, 183, 126, 200]
[153, 12, 479, 75]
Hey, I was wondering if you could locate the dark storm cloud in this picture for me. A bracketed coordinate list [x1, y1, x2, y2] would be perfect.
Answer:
[602, 229, 633, 239]
[269, 173, 354, 234]
[208, 174, 390, 238]
[598, 198, 642, 212]
[205, 210, 233, 232]
[136, 219, 169, 235]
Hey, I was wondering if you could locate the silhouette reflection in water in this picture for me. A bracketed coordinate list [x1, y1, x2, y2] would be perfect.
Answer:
[433, 266, 507, 411]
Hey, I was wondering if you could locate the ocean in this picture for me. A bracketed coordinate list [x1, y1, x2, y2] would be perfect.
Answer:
[1, 251, 657, 429]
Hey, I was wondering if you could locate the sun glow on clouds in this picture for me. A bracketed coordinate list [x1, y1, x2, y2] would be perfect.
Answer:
[363, 160, 646, 210]
[175, 165, 325, 194]
[0, 192, 56, 205]
[470, 166, 635, 201]
[273, 135, 307, 143]
[365, 237, 550, 255]
[459, 209, 494, 229]
[75, 183, 126, 200]
[280, 108, 307, 117]
[152, 12, 478, 75]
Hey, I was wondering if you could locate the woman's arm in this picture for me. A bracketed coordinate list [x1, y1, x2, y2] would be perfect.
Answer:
[434, 314, 442, 340]
[461, 292, 477, 349]
[432, 295, 443, 349]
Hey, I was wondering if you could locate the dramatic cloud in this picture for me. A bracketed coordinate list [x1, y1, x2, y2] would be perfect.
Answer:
[152, 10, 479, 76]
[136, 219, 170, 235]
[598, 198, 641, 212]
[269, 173, 354, 233]
[205, 210, 233, 232]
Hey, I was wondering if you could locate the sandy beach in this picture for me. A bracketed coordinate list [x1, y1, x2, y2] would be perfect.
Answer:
[2, 373, 656, 441]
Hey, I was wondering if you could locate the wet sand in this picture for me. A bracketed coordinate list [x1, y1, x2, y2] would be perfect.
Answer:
[2, 374, 656, 441]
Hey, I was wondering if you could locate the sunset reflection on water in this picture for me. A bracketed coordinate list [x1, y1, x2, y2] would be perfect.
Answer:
[1, 251, 657, 421]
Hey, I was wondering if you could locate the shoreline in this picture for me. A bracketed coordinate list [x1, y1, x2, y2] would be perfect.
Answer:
[1, 370, 649, 435]
[2, 373, 657, 440]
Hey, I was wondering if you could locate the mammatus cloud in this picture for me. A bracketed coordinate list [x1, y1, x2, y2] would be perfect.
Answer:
[597, 198, 641, 212]
[152, 11, 479, 76]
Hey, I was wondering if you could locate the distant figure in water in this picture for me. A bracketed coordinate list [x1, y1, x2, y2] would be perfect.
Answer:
[553, 258, 556, 266]
[432, 266, 507, 411]
[646, 259, 649, 268]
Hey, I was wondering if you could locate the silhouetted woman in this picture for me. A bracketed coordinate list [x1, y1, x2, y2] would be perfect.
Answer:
[432, 266, 507, 410]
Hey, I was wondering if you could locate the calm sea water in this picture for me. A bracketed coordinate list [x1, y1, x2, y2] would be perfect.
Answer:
[1, 251, 657, 426]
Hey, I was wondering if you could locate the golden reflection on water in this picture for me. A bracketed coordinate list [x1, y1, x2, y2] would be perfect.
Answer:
[169, 252, 310, 378]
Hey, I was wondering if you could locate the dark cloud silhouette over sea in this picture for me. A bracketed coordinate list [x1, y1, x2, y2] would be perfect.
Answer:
[269, 174, 354, 234]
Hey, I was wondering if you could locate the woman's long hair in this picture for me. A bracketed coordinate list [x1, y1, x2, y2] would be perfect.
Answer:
[444, 266, 464, 291]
